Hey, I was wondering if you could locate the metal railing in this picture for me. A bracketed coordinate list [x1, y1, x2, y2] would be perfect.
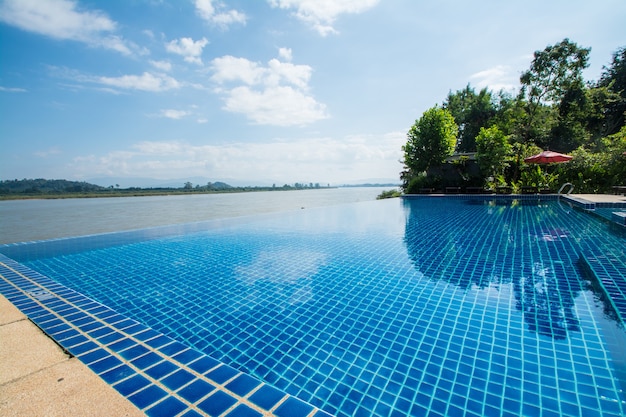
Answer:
[557, 182, 574, 196]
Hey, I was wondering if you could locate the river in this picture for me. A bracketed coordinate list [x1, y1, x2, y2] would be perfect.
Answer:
[0, 187, 395, 244]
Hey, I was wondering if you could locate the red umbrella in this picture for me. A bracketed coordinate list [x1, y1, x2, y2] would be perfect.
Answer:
[524, 150, 572, 164]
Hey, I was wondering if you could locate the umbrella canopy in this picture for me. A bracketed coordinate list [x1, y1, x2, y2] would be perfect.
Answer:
[524, 150, 572, 164]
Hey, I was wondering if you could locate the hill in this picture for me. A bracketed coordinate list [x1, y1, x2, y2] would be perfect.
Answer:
[0, 178, 105, 194]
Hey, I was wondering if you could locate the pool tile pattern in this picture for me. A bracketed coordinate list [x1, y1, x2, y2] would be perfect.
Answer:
[0, 254, 329, 417]
[2, 196, 626, 416]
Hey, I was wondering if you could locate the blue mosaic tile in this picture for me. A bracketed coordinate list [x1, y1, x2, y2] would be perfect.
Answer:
[197, 390, 238, 416]
[177, 379, 215, 403]
[128, 384, 168, 410]
[130, 351, 162, 369]
[274, 397, 314, 416]
[188, 356, 220, 374]
[225, 404, 263, 417]
[159, 341, 188, 356]
[113, 374, 152, 396]
[145, 335, 173, 349]
[144, 360, 178, 379]
[145, 396, 187, 417]
[108, 337, 136, 352]
[171, 348, 203, 365]
[2, 196, 625, 417]
[180, 410, 205, 417]
[118, 344, 150, 361]
[225, 373, 262, 397]
[161, 369, 195, 391]
[100, 364, 135, 384]
[88, 355, 123, 374]
[67, 340, 98, 356]
[206, 365, 239, 384]
[78, 348, 109, 364]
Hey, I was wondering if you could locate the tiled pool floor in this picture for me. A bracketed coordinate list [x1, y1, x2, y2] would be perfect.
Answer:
[1, 195, 625, 416]
[0, 254, 330, 417]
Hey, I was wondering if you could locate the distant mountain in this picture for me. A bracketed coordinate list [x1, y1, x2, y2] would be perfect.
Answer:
[0, 178, 105, 194]
[87, 176, 269, 188]
[339, 178, 401, 186]
[87, 176, 401, 188]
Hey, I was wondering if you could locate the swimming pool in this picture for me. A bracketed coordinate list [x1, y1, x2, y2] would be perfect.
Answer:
[2, 196, 625, 416]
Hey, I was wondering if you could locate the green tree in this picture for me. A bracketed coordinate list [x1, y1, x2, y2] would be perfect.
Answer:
[402, 107, 458, 189]
[475, 126, 512, 185]
[566, 126, 626, 192]
[583, 85, 622, 144]
[597, 46, 626, 135]
[444, 85, 496, 152]
[519, 38, 590, 148]
[550, 84, 591, 151]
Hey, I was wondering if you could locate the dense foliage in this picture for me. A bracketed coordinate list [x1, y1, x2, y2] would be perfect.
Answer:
[0, 179, 105, 194]
[401, 39, 626, 193]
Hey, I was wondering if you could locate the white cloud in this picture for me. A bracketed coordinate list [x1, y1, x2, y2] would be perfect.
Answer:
[159, 109, 189, 119]
[97, 72, 180, 92]
[194, 0, 246, 28]
[210, 56, 265, 85]
[149, 60, 172, 72]
[69, 132, 405, 183]
[165, 37, 209, 65]
[469, 65, 519, 92]
[0, 86, 27, 93]
[268, 0, 379, 36]
[210, 53, 326, 125]
[35, 147, 61, 158]
[0, 0, 135, 55]
[278, 47, 293, 62]
[223, 86, 326, 126]
[133, 141, 185, 155]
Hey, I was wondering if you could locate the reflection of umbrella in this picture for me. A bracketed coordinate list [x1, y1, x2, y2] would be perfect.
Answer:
[524, 150, 572, 164]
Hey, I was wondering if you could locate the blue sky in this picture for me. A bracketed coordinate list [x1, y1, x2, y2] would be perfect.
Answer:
[1, 0, 625, 187]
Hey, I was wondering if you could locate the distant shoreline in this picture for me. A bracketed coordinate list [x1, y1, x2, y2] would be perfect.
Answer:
[0, 184, 400, 201]
[0, 188, 318, 201]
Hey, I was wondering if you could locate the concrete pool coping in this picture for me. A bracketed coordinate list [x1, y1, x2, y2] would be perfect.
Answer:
[1, 193, 624, 416]
[0, 294, 144, 416]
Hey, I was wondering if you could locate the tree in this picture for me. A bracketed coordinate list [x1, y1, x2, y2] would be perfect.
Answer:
[520, 38, 590, 107]
[519, 39, 591, 148]
[444, 85, 497, 152]
[475, 126, 512, 183]
[597, 46, 626, 135]
[402, 107, 458, 188]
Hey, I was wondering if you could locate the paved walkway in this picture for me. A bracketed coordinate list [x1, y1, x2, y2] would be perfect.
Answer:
[0, 294, 144, 416]
[569, 193, 626, 204]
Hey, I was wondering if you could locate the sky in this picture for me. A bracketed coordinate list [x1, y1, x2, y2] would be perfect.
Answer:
[1, 0, 625, 187]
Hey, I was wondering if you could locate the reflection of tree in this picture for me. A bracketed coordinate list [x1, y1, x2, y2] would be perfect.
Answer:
[513, 262, 580, 339]
[403, 199, 500, 291]
[402, 198, 581, 339]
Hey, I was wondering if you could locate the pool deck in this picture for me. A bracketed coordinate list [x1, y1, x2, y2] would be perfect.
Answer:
[565, 193, 626, 205]
[0, 294, 144, 416]
[1, 193, 624, 416]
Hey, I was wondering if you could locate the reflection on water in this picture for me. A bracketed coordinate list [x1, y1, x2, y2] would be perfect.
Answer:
[234, 249, 327, 310]
[514, 262, 580, 338]
[402, 198, 597, 340]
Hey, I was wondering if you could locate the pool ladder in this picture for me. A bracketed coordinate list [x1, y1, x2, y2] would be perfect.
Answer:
[557, 183, 574, 213]
[557, 183, 574, 196]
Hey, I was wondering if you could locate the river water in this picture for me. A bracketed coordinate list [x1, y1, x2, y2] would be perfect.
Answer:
[0, 187, 394, 244]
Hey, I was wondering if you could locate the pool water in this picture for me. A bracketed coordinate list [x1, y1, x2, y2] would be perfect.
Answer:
[5, 197, 626, 416]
